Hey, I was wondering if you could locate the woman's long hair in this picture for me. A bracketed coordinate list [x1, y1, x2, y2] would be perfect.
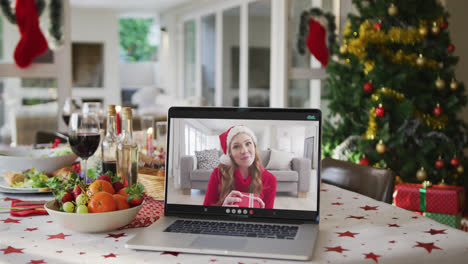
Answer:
[215, 142, 263, 206]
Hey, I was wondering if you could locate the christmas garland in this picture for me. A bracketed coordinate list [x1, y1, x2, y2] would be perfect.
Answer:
[0, 0, 62, 43]
[297, 7, 337, 56]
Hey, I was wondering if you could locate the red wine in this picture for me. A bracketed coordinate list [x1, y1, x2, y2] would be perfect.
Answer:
[62, 115, 70, 126]
[102, 160, 117, 175]
[69, 133, 100, 159]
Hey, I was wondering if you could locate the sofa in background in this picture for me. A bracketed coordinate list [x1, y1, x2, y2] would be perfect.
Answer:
[180, 149, 312, 197]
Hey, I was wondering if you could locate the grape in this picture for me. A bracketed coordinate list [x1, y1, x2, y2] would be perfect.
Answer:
[76, 194, 88, 206]
[63, 202, 75, 213]
[76, 205, 88, 214]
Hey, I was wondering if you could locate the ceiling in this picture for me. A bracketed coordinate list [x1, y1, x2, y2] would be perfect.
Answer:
[70, 0, 193, 12]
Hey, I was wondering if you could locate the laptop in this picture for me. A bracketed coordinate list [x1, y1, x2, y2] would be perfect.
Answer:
[126, 107, 321, 260]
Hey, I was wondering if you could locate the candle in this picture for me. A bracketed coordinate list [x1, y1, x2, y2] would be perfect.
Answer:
[116, 105, 121, 135]
[146, 127, 153, 157]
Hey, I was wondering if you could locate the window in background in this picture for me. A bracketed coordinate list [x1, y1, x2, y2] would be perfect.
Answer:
[72, 43, 103, 88]
[222, 7, 240, 106]
[119, 18, 158, 62]
[201, 14, 216, 106]
[247, 0, 271, 107]
[184, 20, 196, 98]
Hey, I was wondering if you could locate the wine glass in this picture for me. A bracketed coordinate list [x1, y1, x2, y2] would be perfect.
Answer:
[82, 102, 104, 129]
[62, 97, 82, 126]
[68, 113, 101, 178]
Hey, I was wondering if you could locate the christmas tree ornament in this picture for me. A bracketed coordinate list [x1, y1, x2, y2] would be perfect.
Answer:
[422, 180, 432, 189]
[371, 94, 380, 102]
[433, 103, 442, 116]
[375, 104, 385, 117]
[440, 20, 448, 29]
[374, 21, 382, 31]
[416, 54, 425, 67]
[457, 165, 464, 174]
[450, 156, 459, 167]
[339, 44, 347, 54]
[416, 167, 427, 181]
[418, 26, 428, 37]
[435, 76, 445, 90]
[435, 156, 444, 170]
[363, 82, 374, 93]
[306, 18, 329, 67]
[450, 78, 458, 91]
[448, 44, 455, 52]
[438, 178, 447, 186]
[431, 22, 440, 35]
[376, 140, 386, 154]
[360, 155, 370, 166]
[388, 3, 398, 16]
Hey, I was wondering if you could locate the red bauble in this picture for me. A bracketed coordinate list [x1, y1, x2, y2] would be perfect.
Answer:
[360, 156, 370, 166]
[451, 157, 459, 167]
[376, 105, 385, 117]
[374, 22, 382, 31]
[440, 20, 448, 29]
[433, 106, 442, 116]
[435, 159, 445, 169]
[448, 44, 455, 52]
[363, 82, 374, 93]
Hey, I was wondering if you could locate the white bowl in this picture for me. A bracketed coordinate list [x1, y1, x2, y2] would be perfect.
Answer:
[44, 200, 143, 233]
[0, 148, 77, 175]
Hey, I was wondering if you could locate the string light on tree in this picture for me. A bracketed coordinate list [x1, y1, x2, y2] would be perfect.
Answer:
[416, 167, 427, 181]
[376, 140, 386, 154]
[431, 21, 440, 35]
[376, 104, 385, 117]
[435, 76, 445, 90]
[433, 103, 443, 116]
[450, 78, 458, 91]
[339, 44, 347, 54]
[435, 156, 445, 170]
[418, 25, 428, 37]
[416, 54, 425, 67]
[360, 155, 370, 166]
[388, 3, 398, 16]
[363, 82, 374, 93]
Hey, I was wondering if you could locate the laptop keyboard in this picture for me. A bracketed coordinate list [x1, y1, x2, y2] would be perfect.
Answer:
[164, 220, 299, 240]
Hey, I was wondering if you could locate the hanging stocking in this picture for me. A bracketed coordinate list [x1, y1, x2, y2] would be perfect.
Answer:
[13, 0, 48, 68]
[306, 18, 329, 67]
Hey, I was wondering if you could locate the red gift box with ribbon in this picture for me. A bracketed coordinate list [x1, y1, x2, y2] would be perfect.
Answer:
[234, 192, 261, 208]
[393, 183, 465, 215]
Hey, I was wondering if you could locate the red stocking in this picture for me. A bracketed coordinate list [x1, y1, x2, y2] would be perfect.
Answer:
[306, 18, 329, 67]
[13, 0, 49, 68]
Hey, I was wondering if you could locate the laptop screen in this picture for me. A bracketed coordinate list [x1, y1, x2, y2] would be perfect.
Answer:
[164, 107, 321, 221]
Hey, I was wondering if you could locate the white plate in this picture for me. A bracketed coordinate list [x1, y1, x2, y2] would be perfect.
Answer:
[0, 177, 51, 193]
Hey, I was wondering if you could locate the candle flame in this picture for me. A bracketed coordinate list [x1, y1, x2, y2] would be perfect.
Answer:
[147, 127, 153, 134]
[116, 105, 121, 112]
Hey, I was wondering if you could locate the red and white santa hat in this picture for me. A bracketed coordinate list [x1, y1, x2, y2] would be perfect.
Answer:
[219, 125, 257, 165]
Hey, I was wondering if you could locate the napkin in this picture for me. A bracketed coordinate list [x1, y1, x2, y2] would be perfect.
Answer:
[10, 200, 48, 217]
[121, 195, 164, 229]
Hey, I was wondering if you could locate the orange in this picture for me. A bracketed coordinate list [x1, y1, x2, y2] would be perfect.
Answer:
[87, 180, 115, 197]
[117, 188, 128, 197]
[88, 192, 117, 213]
[113, 194, 130, 210]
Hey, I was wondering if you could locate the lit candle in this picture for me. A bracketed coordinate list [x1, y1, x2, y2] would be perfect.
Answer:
[115, 105, 121, 135]
[146, 127, 153, 157]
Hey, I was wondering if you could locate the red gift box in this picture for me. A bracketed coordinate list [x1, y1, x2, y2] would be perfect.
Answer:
[393, 183, 465, 215]
[234, 192, 261, 208]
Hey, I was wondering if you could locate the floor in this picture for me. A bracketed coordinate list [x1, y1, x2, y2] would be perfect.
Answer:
[165, 171, 318, 211]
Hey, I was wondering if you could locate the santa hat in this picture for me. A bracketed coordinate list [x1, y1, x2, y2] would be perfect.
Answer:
[219, 125, 257, 165]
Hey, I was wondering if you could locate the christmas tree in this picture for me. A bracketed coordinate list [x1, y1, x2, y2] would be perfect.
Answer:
[322, 0, 467, 186]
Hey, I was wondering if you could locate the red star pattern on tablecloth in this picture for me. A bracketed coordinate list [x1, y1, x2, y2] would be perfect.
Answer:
[325, 246, 349, 253]
[47, 233, 71, 240]
[103, 253, 117, 258]
[161, 251, 180, 256]
[27, 260, 45, 264]
[79, 252, 86, 255]
[360, 205, 378, 211]
[321, 189, 328, 192]
[1, 218, 21, 223]
[363, 252, 381, 263]
[106, 233, 126, 238]
[346, 215, 366, 220]
[414, 242, 442, 253]
[0, 246, 24, 254]
[25, 228, 38, 232]
[210, 260, 217, 262]
[388, 224, 400, 228]
[3, 197, 17, 201]
[412, 216, 419, 219]
[56, 250, 63, 253]
[336, 231, 359, 238]
[424, 229, 447, 235]
[331, 202, 343, 205]
[389, 240, 396, 243]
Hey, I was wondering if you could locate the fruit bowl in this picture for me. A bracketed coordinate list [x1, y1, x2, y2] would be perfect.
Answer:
[44, 200, 143, 233]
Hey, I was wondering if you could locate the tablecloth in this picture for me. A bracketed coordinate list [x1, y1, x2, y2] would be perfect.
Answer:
[1, 183, 468, 264]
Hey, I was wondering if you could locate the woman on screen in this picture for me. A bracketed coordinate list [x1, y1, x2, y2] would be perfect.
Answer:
[203, 125, 277, 209]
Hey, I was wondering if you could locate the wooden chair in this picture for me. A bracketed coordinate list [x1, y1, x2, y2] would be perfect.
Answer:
[321, 157, 396, 203]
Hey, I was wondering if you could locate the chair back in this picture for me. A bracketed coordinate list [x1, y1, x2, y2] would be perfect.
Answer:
[321, 158, 395, 203]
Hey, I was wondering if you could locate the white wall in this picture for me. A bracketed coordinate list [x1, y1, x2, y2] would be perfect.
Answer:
[120, 62, 159, 88]
[70, 8, 120, 105]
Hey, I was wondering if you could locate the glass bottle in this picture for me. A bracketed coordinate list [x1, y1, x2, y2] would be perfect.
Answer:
[101, 104, 118, 176]
[116, 107, 139, 187]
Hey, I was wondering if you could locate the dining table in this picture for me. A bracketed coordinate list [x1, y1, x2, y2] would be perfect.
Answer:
[1, 183, 468, 264]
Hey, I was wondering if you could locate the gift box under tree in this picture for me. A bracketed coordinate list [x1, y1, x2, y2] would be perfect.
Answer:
[393, 183, 465, 215]
[423, 212, 462, 229]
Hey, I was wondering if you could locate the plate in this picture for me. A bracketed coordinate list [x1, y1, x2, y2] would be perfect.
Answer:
[0, 177, 52, 193]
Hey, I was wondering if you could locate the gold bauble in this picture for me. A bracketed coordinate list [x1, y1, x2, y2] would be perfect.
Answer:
[416, 54, 425, 67]
[339, 45, 347, 54]
[422, 180, 432, 189]
[418, 26, 428, 37]
[431, 22, 440, 35]
[450, 79, 458, 91]
[457, 165, 464, 174]
[371, 94, 380, 102]
[376, 140, 386, 154]
[416, 167, 428, 181]
[435, 77, 445, 90]
[388, 3, 398, 16]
